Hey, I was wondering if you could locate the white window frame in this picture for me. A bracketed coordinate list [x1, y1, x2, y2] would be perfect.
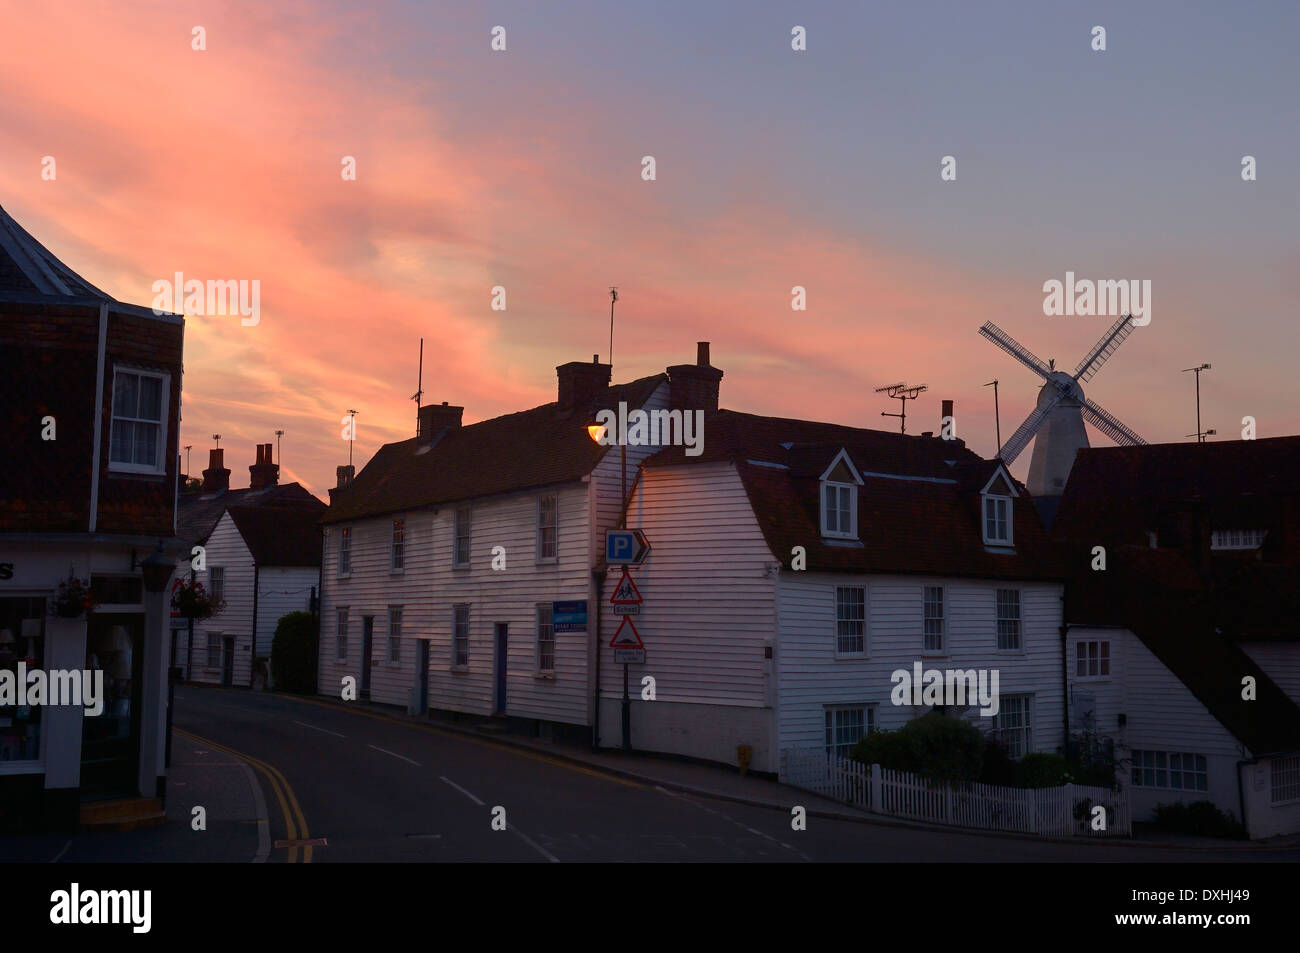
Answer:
[208, 566, 224, 606]
[834, 585, 867, 657]
[923, 585, 945, 654]
[452, 604, 470, 668]
[206, 631, 222, 669]
[387, 606, 403, 664]
[107, 365, 170, 475]
[824, 705, 874, 762]
[536, 602, 555, 673]
[537, 494, 558, 563]
[996, 588, 1021, 651]
[819, 449, 863, 539]
[980, 468, 1017, 547]
[1271, 755, 1300, 804]
[336, 609, 349, 661]
[338, 527, 352, 577]
[1132, 750, 1208, 792]
[1074, 640, 1111, 679]
[1211, 529, 1267, 550]
[992, 694, 1032, 759]
[453, 505, 472, 568]
[390, 518, 405, 572]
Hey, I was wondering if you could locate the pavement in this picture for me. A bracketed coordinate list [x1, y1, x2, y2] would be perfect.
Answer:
[3, 684, 1296, 862]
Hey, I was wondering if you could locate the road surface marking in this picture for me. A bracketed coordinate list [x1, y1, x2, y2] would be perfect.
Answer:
[512, 826, 561, 864]
[49, 840, 71, 863]
[369, 744, 420, 766]
[231, 752, 272, 863]
[664, 787, 813, 862]
[439, 775, 485, 806]
[175, 727, 313, 863]
[293, 719, 346, 739]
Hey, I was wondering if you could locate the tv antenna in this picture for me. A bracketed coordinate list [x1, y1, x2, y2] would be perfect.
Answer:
[411, 337, 425, 432]
[876, 383, 927, 434]
[345, 410, 358, 467]
[274, 430, 284, 466]
[984, 379, 1001, 452]
[608, 287, 618, 367]
[1182, 363, 1211, 443]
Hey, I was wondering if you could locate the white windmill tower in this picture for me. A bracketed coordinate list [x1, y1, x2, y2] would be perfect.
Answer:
[979, 313, 1147, 497]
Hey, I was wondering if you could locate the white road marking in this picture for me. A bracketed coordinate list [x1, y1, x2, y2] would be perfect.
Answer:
[512, 826, 561, 864]
[233, 753, 272, 863]
[293, 719, 346, 739]
[368, 744, 420, 766]
[439, 776, 485, 805]
[656, 786, 813, 861]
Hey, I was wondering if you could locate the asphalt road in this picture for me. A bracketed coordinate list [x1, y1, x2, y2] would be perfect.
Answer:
[165, 687, 1295, 863]
[5, 685, 1296, 863]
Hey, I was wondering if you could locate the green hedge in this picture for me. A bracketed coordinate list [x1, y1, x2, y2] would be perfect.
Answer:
[850, 711, 985, 784]
[270, 611, 318, 695]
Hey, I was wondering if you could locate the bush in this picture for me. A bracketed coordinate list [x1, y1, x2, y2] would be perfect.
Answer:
[271, 611, 318, 695]
[1014, 753, 1071, 789]
[980, 737, 1016, 786]
[850, 712, 985, 785]
[1151, 801, 1247, 839]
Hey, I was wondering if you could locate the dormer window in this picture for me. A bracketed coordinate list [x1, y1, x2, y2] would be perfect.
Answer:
[980, 468, 1018, 547]
[820, 449, 863, 539]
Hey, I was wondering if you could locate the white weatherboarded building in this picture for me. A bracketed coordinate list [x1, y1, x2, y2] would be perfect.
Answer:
[317, 351, 717, 738]
[599, 409, 1068, 775]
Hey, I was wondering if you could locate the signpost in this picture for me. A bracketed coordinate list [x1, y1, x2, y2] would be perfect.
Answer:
[606, 535, 649, 752]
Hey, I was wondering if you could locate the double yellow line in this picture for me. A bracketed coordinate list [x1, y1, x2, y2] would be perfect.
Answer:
[175, 727, 313, 863]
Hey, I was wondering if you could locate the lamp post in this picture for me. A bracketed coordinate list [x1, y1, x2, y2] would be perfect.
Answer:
[588, 416, 631, 752]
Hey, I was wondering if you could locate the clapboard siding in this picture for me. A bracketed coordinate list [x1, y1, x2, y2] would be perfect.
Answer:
[590, 380, 670, 555]
[255, 567, 317, 657]
[319, 509, 437, 709]
[319, 484, 597, 726]
[1067, 625, 1249, 820]
[597, 462, 779, 766]
[777, 574, 1065, 754]
[189, 512, 255, 686]
[1240, 641, 1300, 706]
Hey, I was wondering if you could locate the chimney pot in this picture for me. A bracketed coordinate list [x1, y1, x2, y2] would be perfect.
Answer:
[418, 403, 464, 437]
[667, 344, 723, 413]
[249, 441, 280, 490]
[556, 359, 612, 410]
[336, 464, 355, 489]
[202, 448, 231, 492]
[697, 342, 710, 366]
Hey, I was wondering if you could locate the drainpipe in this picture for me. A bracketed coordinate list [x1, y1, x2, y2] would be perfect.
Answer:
[592, 569, 604, 751]
[250, 563, 260, 688]
[88, 302, 108, 531]
[1236, 757, 1250, 838]
[1060, 592, 1070, 756]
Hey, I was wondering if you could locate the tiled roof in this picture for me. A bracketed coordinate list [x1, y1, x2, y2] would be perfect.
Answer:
[0, 203, 110, 298]
[1066, 544, 1300, 755]
[227, 503, 326, 567]
[645, 409, 1065, 581]
[322, 374, 668, 524]
[1053, 437, 1300, 547]
[178, 483, 323, 546]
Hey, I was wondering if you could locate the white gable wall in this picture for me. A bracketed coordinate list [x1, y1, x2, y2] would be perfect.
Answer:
[189, 512, 255, 687]
[1067, 625, 1249, 823]
[597, 462, 779, 770]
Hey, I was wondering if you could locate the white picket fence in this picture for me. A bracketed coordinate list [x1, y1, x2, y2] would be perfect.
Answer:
[780, 747, 1130, 837]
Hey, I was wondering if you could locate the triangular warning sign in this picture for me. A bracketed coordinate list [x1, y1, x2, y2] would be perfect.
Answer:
[610, 568, 643, 605]
[609, 616, 644, 649]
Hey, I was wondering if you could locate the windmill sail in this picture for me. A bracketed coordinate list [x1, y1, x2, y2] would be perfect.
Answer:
[999, 390, 1064, 464]
[979, 322, 1053, 380]
[1073, 313, 1136, 383]
[1082, 397, 1146, 446]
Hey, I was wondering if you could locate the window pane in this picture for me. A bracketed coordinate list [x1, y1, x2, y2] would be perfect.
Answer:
[138, 375, 162, 421]
[112, 372, 138, 417]
[109, 420, 131, 463]
[133, 421, 158, 466]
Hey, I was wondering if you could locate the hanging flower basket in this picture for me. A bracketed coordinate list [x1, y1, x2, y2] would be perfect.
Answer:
[50, 577, 95, 618]
[172, 579, 224, 620]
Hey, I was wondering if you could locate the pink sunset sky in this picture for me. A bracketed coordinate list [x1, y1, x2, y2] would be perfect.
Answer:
[3, 1, 1296, 495]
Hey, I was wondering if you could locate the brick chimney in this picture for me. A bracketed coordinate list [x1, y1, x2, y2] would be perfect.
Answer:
[418, 401, 464, 437]
[248, 442, 279, 490]
[201, 448, 230, 492]
[557, 355, 612, 410]
[667, 342, 723, 413]
[335, 465, 355, 489]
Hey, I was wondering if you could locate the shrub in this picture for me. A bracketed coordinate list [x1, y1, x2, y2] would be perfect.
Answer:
[1151, 801, 1247, 839]
[1014, 753, 1071, 789]
[850, 712, 985, 785]
[980, 737, 1016, 786]
[270, 611, 318, 695]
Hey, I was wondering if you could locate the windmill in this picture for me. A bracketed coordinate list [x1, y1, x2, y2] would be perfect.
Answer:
[979, 313, 1146, 496]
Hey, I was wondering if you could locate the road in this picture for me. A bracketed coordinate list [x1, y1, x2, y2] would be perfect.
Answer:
[6, 685, 1296, 863]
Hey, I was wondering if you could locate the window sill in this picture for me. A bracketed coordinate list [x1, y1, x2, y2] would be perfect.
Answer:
[107, 469, 167, 481]
[535, 558, 558, 567]
[451, 563, 471, 572]
[920, 650, 949, 658]
[389, 568, 405, 575]
[834, 653, 868, 662]
[534, 671, 556, 680]
[450, 664, 469, 673]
